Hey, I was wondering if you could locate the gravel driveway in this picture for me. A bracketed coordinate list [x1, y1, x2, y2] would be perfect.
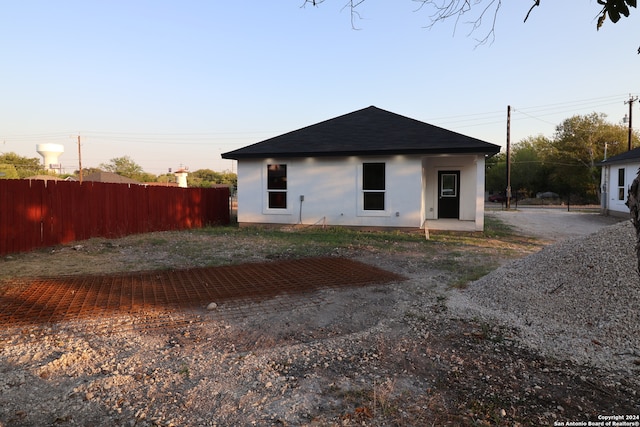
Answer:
[487, 206, 628, 241]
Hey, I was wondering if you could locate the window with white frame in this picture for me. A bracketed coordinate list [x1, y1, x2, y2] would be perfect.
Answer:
[362, 162, 385, 210]
[618, 168, 625, 201]
[267, 164, 287, 209]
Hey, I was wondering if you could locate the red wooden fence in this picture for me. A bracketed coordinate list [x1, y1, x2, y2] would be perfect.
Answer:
[0, 179, 230, 255]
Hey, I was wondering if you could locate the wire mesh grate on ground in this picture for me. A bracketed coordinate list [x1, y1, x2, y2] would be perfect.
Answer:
[0, 257, 405, 328]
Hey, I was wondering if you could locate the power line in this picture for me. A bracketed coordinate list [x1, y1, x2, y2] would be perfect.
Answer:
[426, 94, 635, 130]
[512, 94, 633, 119]
[506, 94, 637, 130]
[512, 109, 557, 126]
[517, 94, 627, 112]
[514, 100, 623, 119]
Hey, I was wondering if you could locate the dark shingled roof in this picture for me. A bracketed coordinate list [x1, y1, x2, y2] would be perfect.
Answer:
[600, 147, 640, 165]
[83, 171, 140, 184]
[221, 106, 501, 160]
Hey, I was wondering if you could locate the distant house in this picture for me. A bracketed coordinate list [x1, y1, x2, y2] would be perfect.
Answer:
[599, 147, 640, 217]
[83, 171, 141, 185]
[222, 106, 500, 232]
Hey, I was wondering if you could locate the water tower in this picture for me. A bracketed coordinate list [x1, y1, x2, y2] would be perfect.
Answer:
[36, 143, 64, 173]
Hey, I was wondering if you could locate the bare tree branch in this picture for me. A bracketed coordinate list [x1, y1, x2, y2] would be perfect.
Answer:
[414, 0, 502, 46]
[341, 0, 366, 30]
[303, 0, 637, 52]
[302, 0, 366, 29]
[471, 0, 502, 46]
[524, 0, 540, 23]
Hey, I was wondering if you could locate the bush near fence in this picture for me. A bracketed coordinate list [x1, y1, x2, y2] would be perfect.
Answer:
[0, 179, 230, 255]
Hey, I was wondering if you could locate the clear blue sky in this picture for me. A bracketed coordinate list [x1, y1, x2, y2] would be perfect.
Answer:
[1, 1, 638, 175]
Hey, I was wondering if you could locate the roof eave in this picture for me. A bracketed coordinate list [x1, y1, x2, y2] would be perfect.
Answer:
[222, 147, 500, 160]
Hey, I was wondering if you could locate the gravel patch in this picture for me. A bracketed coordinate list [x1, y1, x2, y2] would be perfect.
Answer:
[449, 220, 640, 375]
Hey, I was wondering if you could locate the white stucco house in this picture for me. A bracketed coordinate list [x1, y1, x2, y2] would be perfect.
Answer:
[599, 147, 640, 217]
[222, 106, 501, 232]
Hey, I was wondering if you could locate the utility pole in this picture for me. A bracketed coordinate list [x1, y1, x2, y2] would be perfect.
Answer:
[506, 105, 512, 209]
[625, 94, 638, 151]
[77, 135, 83, 184]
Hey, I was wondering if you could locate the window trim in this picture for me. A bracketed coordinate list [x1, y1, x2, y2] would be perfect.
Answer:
[357, 162, 390, 217]
[618, 168, 626, 201]
[264, 163, 291, 214]
[439, 172, 458, 198]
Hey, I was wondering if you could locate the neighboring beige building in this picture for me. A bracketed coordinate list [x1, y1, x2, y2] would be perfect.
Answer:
[174, 168, 189, 188]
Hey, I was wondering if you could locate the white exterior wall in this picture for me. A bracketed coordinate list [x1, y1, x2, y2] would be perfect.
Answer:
[237, 153, 487, 230]
[601, 162, 639, 216]
[237, 156, 423, 228]
[474, 155, 486, 229]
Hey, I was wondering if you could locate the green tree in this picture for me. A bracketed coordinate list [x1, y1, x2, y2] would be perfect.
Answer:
[510, 135, 553, 198]
[99, 156, 150, 181]
[0, 152, 43, 178]
[486, 136, 552, 199]
[547, 113, 631, 201]
[485, 151, 506, 194]
[0, 164, 19, 179]
[156, 173, 176, 184]
[137, 172, 158, 183]
[189, 169, 237, 188]
[189, 168, 219, 188]
[217, 171, 238, 187]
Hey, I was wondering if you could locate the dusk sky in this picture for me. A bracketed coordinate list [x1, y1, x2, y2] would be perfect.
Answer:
[1, 2, 638, 175]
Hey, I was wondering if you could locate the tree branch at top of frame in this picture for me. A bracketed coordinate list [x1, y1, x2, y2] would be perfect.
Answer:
[303, 0, 637, 52]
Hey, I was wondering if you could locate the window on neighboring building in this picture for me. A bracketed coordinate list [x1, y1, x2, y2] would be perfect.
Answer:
[363, 162, 385, 210]
[618, 168, 625, 201]
[267, 164, 287, 209]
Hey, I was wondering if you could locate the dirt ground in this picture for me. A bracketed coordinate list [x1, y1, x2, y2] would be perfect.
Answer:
[0, 213, 638, 426]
